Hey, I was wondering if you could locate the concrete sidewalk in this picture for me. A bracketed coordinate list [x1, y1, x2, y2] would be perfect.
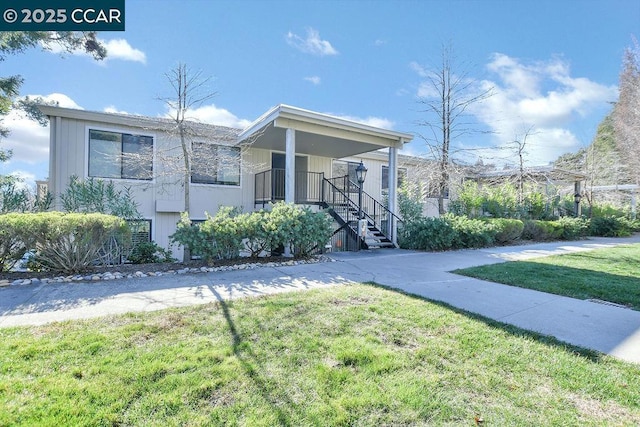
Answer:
[1, 235, 639, 364]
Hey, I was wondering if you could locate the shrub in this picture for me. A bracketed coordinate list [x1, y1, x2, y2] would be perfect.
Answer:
[556, 217, 589, 240]
[127, 241, 175, 264]
[398, 217, 457, 251]
[239, 210, 282, 258]
[486, 218, 524, 244]
[268, 202, 333, 257]
[522, 220, 563, 241]
[589, 216, 633, 237]
[445, 214, 496, 249]
[170, 213, 207, 260]
[60, 175, 141, 219]
[199, 207, 245, 261]
[29, 212, 130, 273]
[0, 213, 41, 271]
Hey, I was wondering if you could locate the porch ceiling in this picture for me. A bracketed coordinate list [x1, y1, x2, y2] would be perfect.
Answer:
[236, 104, 413, 159]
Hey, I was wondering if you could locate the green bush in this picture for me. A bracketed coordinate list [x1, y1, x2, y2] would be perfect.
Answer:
[238, 210, 273, 258]
[127, 241, 175, 264]
[398, 217, 457, 251]
[170, 203, 333, 261]
[522, 220, 564, 241]
[485, 218, 524, 244]
[589, 216, 633, 237]
[28, 212, 130, 273]
[0, 213, 41, 271]
[199, 207, 245, 261]
[557, 217, 589, 240]
[445, 214, 496, 249]
[268, 202, 333, 257]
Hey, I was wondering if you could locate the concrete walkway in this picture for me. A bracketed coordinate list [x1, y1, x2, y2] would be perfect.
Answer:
[1, 235, 640, 364]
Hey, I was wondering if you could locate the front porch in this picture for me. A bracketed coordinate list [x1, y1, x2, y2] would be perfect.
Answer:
[238, 105, 413, 251]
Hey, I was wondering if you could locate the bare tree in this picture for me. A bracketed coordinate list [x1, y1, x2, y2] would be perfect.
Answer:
[416, 42, 494, 214]
[505, 126, 537, 204]
[159, 63, 217, 218]
[613, 39, 640, 185]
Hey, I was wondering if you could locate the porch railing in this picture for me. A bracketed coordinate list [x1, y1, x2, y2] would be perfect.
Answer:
[254, 169, 325, 207]
[324, 175, 403, 240]
[254, 170, 403, 248]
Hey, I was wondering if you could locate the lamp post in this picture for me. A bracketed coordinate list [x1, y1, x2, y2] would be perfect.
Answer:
[355, 161, 367, 219]
[574, 192, 582, 217]
[355, 161, 367, 250]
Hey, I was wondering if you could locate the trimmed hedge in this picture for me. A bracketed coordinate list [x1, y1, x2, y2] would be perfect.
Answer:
[485, 218, 524, 244]
[171, 203, 333, 263]
[0, 212, 130, 273]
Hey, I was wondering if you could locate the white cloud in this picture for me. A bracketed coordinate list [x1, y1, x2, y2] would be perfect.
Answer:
[304, 76, 321, 85]
[334, 114, 395, 130]
[45, 37, 146, 64]
[165, 104, 252, 129]
[412, 54, 618, 165]
[2, 93, 83, 169]
[103, 105, 130, 114]
[101, 39, 147, 64]
[286, 28, 338, 56]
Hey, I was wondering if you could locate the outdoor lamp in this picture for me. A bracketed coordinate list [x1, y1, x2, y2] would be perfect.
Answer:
[574, 192, 582, 205]
[355, 161, 368, 184]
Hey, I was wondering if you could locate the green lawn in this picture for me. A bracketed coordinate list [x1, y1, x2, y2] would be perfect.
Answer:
[1, 284, 639, 426]
[455, 244, 640, 310]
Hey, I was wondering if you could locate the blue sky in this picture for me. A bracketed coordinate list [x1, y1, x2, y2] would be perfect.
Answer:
[2, 0, 638, 186]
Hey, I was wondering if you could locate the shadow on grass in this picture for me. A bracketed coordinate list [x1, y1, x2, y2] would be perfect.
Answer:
[361, 281, 609, 364]
[453, 262, 640, 311]
[209, 287, 299, 426]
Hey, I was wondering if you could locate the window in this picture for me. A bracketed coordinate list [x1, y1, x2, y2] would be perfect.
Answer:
[332, 160, 361, 192]
[89, 129, 153, 180]
[425, 181, 449, 199]
[191, 143, 241, 186]
[123, 219, 152, 263]
[332, 160, 360, 182]
[381, 165, 407, 191]
[128, 219, 152, 245]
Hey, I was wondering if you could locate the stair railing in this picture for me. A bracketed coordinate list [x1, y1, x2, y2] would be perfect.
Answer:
[322, 175, 403, 245]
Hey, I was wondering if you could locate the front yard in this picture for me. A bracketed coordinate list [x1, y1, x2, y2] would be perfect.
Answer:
[1, 283, 639, 426]
[455, 243, 640, 310]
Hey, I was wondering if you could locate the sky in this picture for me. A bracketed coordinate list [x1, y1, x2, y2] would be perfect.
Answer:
[2, 0, 638, 187]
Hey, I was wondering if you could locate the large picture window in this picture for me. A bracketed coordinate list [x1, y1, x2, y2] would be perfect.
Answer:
[191, 143, 241, 186]
[89, 129, 153, 180]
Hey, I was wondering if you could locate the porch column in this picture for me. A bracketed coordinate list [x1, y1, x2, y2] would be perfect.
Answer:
[285, 128, 296, 204]
[388, 146, 398, 246]
[284, 128, 296, 257]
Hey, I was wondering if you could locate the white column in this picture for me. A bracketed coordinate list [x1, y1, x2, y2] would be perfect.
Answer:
[285, 128, 296, 204]
[388, 146, 398, 246]
[284, 128, 296, 257]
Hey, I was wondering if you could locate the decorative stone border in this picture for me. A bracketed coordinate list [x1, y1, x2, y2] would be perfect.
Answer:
[2, 256, 335, 287]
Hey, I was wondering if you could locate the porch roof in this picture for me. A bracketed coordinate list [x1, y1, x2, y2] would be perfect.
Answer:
[236, 104, 413, 158]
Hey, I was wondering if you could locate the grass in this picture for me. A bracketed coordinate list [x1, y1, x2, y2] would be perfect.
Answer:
[1, 284, 640, 426]
[455, 243, 640, 310]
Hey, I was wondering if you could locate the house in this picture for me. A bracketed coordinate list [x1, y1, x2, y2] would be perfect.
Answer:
[39, 104, 425, 258]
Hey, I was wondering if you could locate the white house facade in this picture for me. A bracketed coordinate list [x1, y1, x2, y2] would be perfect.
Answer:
[40, 104, 421, 258]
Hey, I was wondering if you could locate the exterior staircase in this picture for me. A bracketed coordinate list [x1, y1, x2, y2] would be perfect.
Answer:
[254, 169, 402, 251]
[321, 176, 401, 250]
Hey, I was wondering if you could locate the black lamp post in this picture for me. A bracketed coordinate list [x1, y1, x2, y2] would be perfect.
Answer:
[574, 192, 582, 217]
[355, 161, 367, 220]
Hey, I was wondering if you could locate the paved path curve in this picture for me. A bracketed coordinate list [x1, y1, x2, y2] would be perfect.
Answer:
[1, 235, 639, 363]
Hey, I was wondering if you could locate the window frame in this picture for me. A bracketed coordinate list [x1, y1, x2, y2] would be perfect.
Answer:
[190, 142, 241, 187]
[86, 126, 155, 182]
[381, 165, 408, 192]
